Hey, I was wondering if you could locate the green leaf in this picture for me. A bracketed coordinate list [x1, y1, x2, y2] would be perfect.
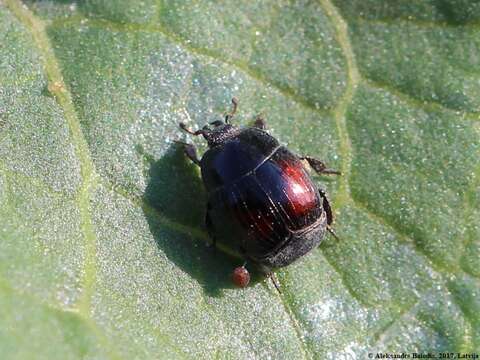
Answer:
[1, 0, 479, 358]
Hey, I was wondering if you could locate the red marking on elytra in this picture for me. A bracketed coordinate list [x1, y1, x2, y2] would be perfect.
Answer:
[280, 159, 318, 218]
[227, 158, 319, 241]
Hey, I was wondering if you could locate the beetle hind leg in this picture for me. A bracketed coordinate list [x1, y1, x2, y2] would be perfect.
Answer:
[302, 156, 341, 175]
[268, 272, 282, 294]
[326, 226, 340, 241]
[319, 189, 340, 240]
[319, 189, 333, 225]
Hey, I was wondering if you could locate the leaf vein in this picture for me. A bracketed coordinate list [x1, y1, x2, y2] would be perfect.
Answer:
[365, 78, 480, 120]
[371, 295, 422, 349]
[0, 276, 123, 360]
[356, 15, 480, 30]
[261, 281, 312, 360]
[4, 0, 99, 317]
[48, 15, 334, 115]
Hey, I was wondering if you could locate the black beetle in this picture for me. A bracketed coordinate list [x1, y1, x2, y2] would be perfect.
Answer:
[178, 98, 339, 290]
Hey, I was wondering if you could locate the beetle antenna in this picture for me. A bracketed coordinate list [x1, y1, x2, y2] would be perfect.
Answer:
[224, 97, 238, 124]
[179, 122, 209, 136]
[268, 273, 282, 294]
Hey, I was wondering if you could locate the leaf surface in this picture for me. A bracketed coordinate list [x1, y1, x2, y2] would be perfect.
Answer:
[0, 0, 479, 358]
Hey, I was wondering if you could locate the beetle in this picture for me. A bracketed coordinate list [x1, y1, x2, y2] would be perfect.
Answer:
[178, 98, 339, 290]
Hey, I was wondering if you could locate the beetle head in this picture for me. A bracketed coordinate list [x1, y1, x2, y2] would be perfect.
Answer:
[179, 120, 241, 147]
[179, 98, 243, 147]
[203, 120, 241, 147]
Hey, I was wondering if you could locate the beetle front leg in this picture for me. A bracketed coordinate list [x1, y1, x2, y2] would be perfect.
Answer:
[175, 141, 201, 166]
[301, 156, 341, 176]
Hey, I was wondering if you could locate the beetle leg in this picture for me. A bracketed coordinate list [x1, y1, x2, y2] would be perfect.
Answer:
[205, 206, 217, 248]
[268, 272, 282, 294]
[175, 140, 201, 166]
[253, 115, 267, 130]
[327, 226, 340, 241]
[179, 122, 212, 137]
[224, 97, 238, 123]
[318, 189, 333, 225]
[318, 189, 339, 240]
[179, 122, 202, 136]
[301, 156, 341, 175]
